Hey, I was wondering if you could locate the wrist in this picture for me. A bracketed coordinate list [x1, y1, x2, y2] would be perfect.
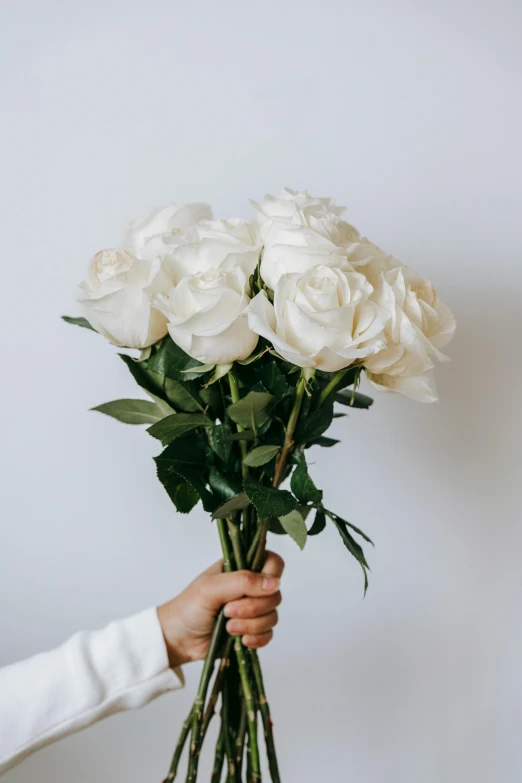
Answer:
[157, 601, 192, 670]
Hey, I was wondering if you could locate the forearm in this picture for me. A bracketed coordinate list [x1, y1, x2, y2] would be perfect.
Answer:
[0, 608, 183, 775]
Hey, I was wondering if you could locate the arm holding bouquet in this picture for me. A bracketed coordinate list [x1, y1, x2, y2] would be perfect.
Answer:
[0, 556, 283, 775]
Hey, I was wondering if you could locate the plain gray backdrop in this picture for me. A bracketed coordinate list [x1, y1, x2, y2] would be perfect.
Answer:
[1, 1, 521, 781]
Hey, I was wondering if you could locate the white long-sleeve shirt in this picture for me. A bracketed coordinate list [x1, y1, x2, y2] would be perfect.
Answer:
[0, 608, 184, 775]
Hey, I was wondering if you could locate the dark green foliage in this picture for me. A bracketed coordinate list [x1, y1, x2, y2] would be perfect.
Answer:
[119, 353, 166, 399]
[147, 336, 205, 381]
[62, 315, 95, 331]
[211, 492, 251, 519]
[237, 359, 289, 398]
[209, 467, 242, 503]
[243, 479, 296, 519]
[243, 445, 280, 468]
[164, 379, 203, 412]
[323, 508, 373, 594]
[278, 510, 307, 549]
[308, 507, 326, 536]
[227, 391, 276, 430]
[92, 398, 167, 425]
[308, 436, 340, 448]
[295, 399, 334, 443]
[154, 434, 216, 513]
[208, 422, 235, 466]
[335, 390, 374, 409]
[89, 333, 375, 586]
[290, 451, 323, 504]
[147, 413, 212, 446]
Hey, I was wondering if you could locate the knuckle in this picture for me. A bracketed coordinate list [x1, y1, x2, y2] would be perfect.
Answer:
[266, 551, 285, 573]
[237, 598, 254, 618]
[258, 630, 273, 647]
[239, 570, 256, 593]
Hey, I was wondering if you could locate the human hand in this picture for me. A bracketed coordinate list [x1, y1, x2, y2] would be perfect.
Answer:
[157, 552, 284, 669]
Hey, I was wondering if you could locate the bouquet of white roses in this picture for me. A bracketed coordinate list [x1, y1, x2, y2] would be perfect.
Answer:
[64, 188, 455, 782]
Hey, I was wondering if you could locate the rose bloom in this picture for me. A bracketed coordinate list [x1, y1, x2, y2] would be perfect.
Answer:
[364, 266, 456, 402]
[246, 264, 388, 372]
[251, 188, 360, 290]
[163, 218, 261, 284]
[153, 266, 258, 365]
[123, 202, 213, 262]
[76, 249, 172, 348]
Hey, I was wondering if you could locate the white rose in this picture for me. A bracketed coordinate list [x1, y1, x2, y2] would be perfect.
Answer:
[246, 265, 389, 372]
[153, 267, 258, 365]
[343, 237, 402, 287]
[365, 370, 439, 404]
[164, 218, 261, 284]
[252, 187, 347, 244]
[251, 188, 359, 289]
[364, 266, 456, 402]
[76, 248, 171, 348]
[123, 202, 213, 261]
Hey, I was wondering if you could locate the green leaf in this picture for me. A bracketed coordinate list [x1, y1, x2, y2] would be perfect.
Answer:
[209, 467, 242, 502]
[62, 315, 96, 332]
[295, 400, 334, 444]
[147, 337, 204, 381]
[308, 436, 340, 448]
[154, 435, 215, 512]
[203, 363, 233, 386]
[324, 509, 374, 545]
[219, 431, 256, 444]
[164, 379, 203, 412]
[308, 507, 326, 536]
[278, 509, 307, 550]
[334, 390, 374, 409]
[147, 412, 212, 445]
[92, 398, 167, 425]
[290, 451, 323, 504]
[208, 422, 235, 465]
[146, 392, 176, 419]
[324, 509, 372, 594]
[227, 391, 276, 430]
[268, 518, 287, 535]
[254, 361, 289, 397]
[243, 444, 280, 468]
[237, 347, 270, 365]
[119, 354, 165, 398]
[243, 479, 296, 519]
[168, 482, 200, 514]
[211, 492, 251, 520]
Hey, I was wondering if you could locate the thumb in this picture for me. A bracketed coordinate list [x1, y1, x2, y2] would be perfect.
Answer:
[201, 570, 280, 613]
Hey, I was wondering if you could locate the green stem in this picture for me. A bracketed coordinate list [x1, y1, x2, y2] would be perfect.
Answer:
[186, 609, 227, 782]
[235, 702, 247, 774]
[201, 639, 233, 740]
[228, 367, 251, 545]
[234, 636, 260, 780]
[164, 707, 193, 781]
[228, 368, 249, 481]
[250, 654, 280, 783]
[219, 520, 261, 781]
[227, 522, 280, 783]
[317, 367, 351, 406]
[222, 676, 237, 782]
[210, 723, 225, 783]
[273, 373, 307, 487]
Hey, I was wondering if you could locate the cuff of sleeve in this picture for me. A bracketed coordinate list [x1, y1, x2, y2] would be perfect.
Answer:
[121, 607, 185, 692]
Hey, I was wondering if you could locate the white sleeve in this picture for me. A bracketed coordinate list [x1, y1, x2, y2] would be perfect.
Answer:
[0, 607, 184, 775]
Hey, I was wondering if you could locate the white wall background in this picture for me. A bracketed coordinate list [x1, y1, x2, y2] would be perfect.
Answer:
[1, 1, 521, 781]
